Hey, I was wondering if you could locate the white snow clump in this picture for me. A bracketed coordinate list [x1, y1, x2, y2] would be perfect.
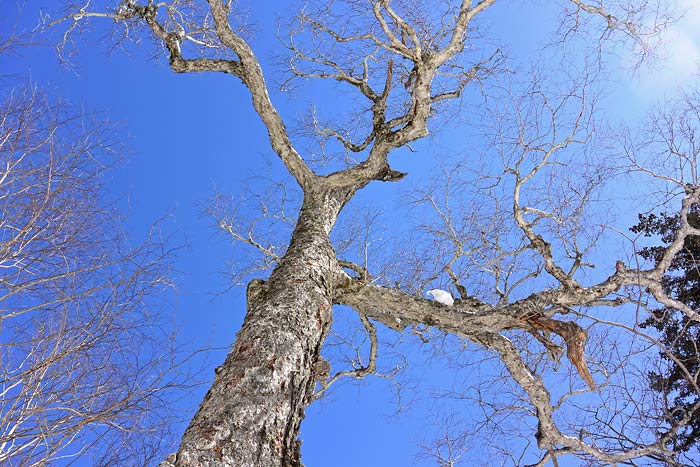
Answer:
[426, 289, 454, 306]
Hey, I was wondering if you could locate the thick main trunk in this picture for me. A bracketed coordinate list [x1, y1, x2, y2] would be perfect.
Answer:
[169, 192, 346, 467]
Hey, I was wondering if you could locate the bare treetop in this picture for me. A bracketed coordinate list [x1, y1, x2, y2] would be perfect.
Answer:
[0, 83, 191, 466]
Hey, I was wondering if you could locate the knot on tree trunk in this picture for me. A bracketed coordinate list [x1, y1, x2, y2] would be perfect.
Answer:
[377, 166, 407, 182]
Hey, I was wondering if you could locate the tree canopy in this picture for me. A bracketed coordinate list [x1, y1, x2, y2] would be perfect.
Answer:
[633, 206, 700, 457]
[5, 1, 700, 466]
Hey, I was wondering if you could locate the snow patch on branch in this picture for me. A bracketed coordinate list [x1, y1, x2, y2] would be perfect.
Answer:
[426, 289, 454, 306]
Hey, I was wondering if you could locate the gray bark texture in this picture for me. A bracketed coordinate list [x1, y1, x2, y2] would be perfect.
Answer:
[173, 192, 348, 467]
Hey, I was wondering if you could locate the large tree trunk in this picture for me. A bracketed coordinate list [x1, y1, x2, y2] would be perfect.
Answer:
[169, 191, 346, 467]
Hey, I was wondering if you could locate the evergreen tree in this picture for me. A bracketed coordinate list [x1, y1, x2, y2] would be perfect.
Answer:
[632, 210, 700, 454]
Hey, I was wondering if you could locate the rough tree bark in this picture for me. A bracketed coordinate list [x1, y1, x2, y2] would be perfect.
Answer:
[173, 190, 352, 466]
[47, 1, 693, 466]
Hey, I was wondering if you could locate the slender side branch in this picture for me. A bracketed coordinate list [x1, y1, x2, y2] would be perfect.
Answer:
[313, 312, 378, 400]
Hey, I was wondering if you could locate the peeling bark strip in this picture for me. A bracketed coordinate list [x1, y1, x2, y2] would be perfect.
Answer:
[50, 1, 695, 466]
[526, 317, 594, 389]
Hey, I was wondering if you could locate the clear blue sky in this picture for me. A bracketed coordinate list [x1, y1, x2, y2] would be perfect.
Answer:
[3, 1, 700, 466]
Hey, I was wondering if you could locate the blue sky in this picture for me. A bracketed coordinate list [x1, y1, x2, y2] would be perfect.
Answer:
[3, 1, 700, 466]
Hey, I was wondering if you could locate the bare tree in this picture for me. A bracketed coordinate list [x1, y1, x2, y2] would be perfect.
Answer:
[0, 81, 191, 466]
[38, 1, 700, 466]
